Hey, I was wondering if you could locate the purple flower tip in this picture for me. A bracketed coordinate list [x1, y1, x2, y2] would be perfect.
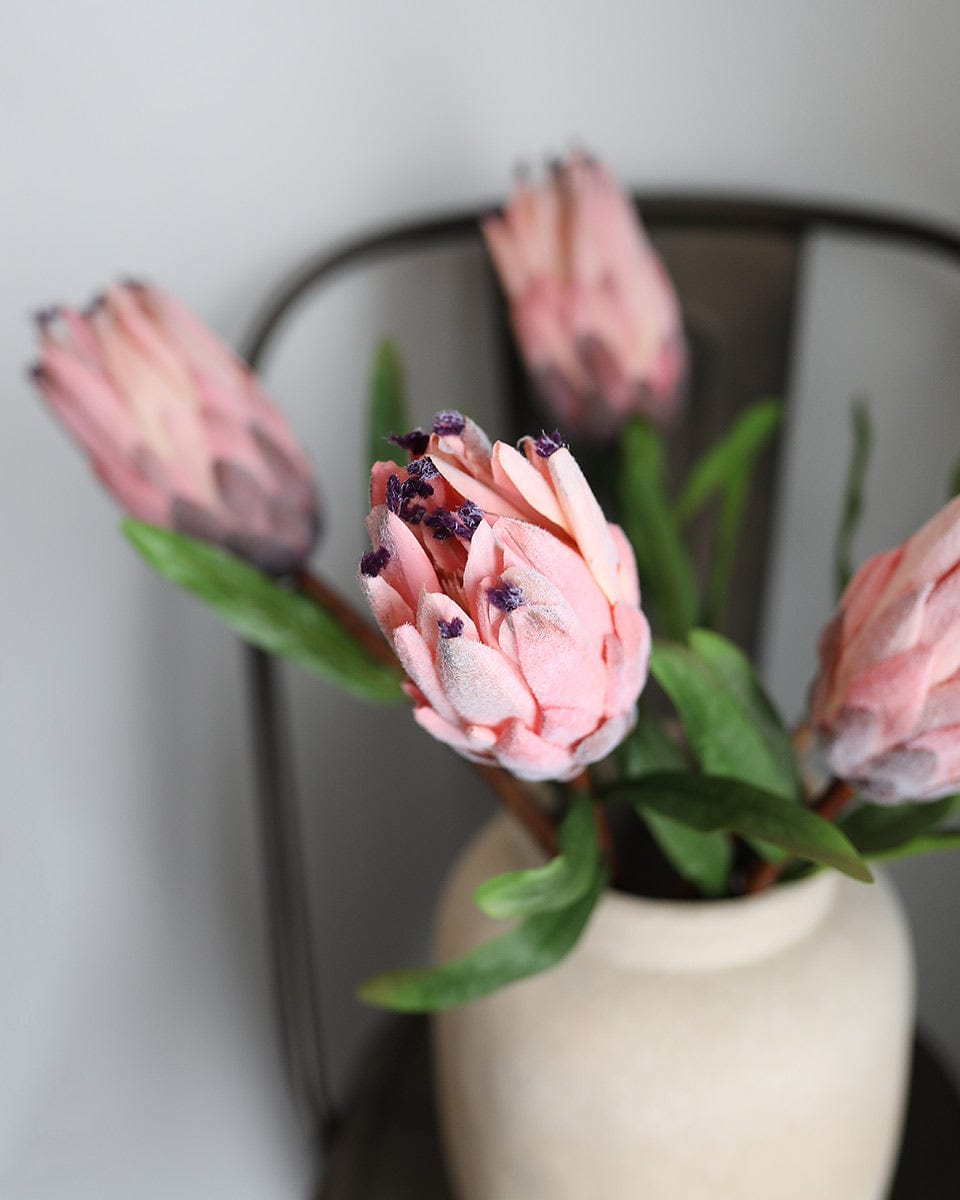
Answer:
[535, 429, 566, 458]
[488, 580, 524, 613]
[385, 473, 402, 515]
[360, 546, 391, 578]
[438, 617, 464, 640]
[406, 456, 439, 481]
[32, 307, 60, 329]
[458, 500, 483, 532]
[432, 410, 465, 437]
[388, 428, 430, 456]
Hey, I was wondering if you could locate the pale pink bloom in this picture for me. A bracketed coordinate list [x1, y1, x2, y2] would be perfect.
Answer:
[32, 282, 319, 574]
[482, 153, 685, 438]
[811, 494, 960, 803]
[360, 414, 650, 781]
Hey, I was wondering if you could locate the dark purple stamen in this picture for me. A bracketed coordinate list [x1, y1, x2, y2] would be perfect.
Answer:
[425, 504, 478, 542]
[458, 501, 483, 532]
[32, 307, 60, 329]
[424, 507, 457, 541]
[27, 362, 45, 382]
[360, 546, 391, 577]
[438, 617, 464, 640]
[385, 473, 402, 515]
[488, 580, 524, 613]
[406, 456, 439, 481]
[535, 429, 566, 458]
[389, 428, 430, 456]
[432, 409, 465, 437]
[400, 477, 434, 501]
[82, 292, 106, 317]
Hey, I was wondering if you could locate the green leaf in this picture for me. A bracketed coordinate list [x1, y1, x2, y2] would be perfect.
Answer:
[650, 634, 800, 802]
[610, 773, 873, 883]
[839, 794, 960, 858]
[473, 795, 599, 920]
[617, 707, 688, 778]
[367, 339, 407, 471]
[948, 456, 960, 501]
[865, 831, 960, 864]
[834, 398, 872, 598]
[673, 399, 782, 629]
[124, 521, 404, 703]
[641, 809, 733, 897]
[358, 863, 606, 1012]
[675, 399, 783, 524]
[618, 417, 698, 641]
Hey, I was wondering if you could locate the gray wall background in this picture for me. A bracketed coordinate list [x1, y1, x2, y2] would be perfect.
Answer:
[3, 3, 960, 1195]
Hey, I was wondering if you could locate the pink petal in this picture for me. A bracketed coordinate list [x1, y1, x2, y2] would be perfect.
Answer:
[544, 448, 621, 602]
[393, 624, 457, 725]
[435, 636, 537, 727]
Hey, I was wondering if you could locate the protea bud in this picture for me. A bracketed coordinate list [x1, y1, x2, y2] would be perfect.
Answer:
[810, 495, 960, 802]
[31, 282, 319, 574]
[482, 153, 685, 439]
[360, 413, 650, 781]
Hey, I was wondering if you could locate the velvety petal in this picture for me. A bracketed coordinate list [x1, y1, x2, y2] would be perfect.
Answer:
[366, 507, 441, 610]
[490, 441, 569, 532]
[493, 517, 612, 635]
[360, 573, 414, 639]
[392, 624, 458, 726]
[544, 447, 621, 602]
[436, 635, 538, 728]
[493, 720, 579, 782]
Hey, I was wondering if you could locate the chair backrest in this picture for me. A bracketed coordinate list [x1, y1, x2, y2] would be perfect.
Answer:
[243, 194, 960, 653]
[239, 194, 960, 1152]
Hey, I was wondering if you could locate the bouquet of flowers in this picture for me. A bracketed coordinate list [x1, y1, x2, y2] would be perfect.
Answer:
[30, 153, 960, 1022]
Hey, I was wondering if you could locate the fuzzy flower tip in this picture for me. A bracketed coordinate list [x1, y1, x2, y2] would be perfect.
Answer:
[811, 494, 960, 803]
[359, 413, 650, 782]
[30, 282, 319, 574]
[482, 152, 686, 439]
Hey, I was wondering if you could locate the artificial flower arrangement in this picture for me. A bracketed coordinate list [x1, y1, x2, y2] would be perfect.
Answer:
[29, 153, 960, 1196]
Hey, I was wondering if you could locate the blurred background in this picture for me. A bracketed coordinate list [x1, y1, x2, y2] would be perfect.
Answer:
[4, 2, 960, 1196]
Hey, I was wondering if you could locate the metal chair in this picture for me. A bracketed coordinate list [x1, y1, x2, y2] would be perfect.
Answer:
[239, 194, 960, 1197]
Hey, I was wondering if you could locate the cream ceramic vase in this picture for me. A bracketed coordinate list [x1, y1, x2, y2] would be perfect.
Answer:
[432, 814, 915, 1200]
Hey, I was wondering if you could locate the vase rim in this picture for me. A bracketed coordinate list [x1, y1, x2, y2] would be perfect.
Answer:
[498, 814, 846, 973]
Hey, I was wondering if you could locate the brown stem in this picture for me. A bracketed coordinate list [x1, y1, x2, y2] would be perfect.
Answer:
[745, 779, 856, 895]
[296, 567, 558, 858]
[473, 765, 558, 857]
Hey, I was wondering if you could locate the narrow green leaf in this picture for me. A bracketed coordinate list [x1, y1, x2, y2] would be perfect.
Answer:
[675, 399, 783, 524]
[474, 795, 599, 919]
[865, 831, 960, 864]
[687, 629, 800, 798]
[367, 339, 407, 471]
[617, 707, 688, 778]
[839, 794, 960, 858]
[702, 464, 750, 630]
[650, 635, 800, 802]
[641, 809, 732, 897]
[358, 864, 606, 1012]
[610, 773, 872, 883]
[618, 417, 698, 641]
[948, 457, 960, 501]
[124, 521, 404, 703]
[834, 398, 872, 598]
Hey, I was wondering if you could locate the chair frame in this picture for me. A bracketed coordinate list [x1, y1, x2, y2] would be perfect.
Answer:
[237, 192, 960, 1155]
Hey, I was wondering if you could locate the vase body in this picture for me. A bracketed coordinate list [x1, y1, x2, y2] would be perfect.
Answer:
[432, 815, 915, 1200]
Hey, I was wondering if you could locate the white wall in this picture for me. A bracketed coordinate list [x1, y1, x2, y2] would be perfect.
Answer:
[4, 2, 960, 1195]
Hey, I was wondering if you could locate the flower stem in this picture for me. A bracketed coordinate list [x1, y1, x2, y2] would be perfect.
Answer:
[745, 779, 855, 895]
[297, 568, 396, 668]
[296, 567, 558, 857]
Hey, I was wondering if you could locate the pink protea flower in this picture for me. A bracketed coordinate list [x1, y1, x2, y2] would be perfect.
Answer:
[31, 282, 319, 574]
[482, 153, 685, 438]
[810, 495, 960, 803]
[359, 413, 650, 781]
